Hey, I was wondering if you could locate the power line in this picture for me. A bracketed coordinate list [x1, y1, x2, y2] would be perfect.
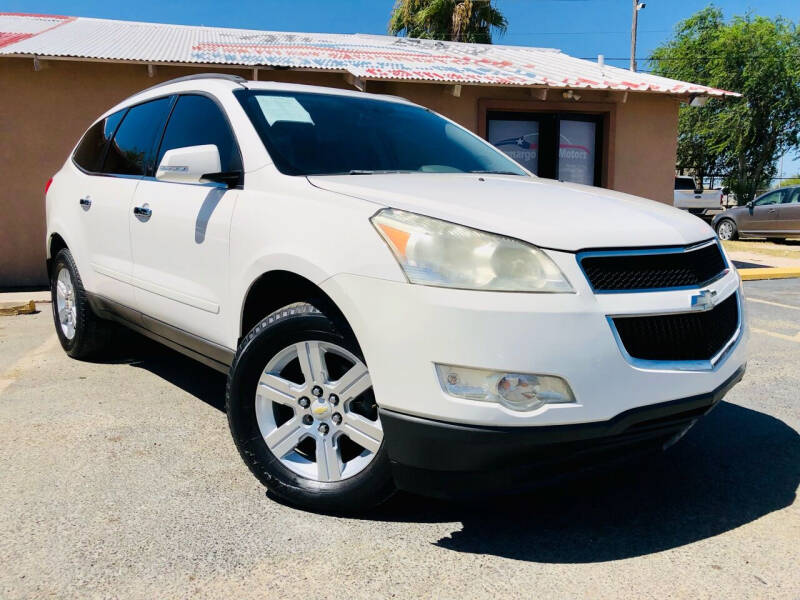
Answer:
[582, 54, 799, 61]
[502, 29, 672, 35]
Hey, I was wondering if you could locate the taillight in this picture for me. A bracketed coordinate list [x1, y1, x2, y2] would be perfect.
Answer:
[45, 177, 53, 195]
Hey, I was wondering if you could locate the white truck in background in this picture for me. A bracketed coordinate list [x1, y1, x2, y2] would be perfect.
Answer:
[674, 175, 724, 220]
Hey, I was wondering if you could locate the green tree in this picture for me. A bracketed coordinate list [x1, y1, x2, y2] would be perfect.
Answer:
[651, 7, 800, 204]
[389, 0, 507, 43]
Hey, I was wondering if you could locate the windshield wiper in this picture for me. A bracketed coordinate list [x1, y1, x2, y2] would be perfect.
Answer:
[469, 170, 524, 176]
[347, 169, 416, 175]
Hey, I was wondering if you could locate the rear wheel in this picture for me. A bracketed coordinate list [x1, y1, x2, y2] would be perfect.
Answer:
[716, 219, 738, 241]
[50, 248, 116, 359]
[226, 303, 395, 513]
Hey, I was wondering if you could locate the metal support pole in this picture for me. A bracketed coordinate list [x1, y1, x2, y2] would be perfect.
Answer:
[630, 0, 639, 72]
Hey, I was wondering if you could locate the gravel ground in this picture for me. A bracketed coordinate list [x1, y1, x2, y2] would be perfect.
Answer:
[0, 280, 798, 599]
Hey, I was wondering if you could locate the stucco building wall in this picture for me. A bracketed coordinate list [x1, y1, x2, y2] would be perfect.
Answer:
[0, 57, 679, 287]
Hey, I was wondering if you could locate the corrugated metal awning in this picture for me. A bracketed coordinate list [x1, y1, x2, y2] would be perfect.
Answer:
[0, 13, 738, 97]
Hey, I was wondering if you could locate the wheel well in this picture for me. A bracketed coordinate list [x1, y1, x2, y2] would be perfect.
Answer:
[240, 270, 354, 343]
[47, 233, 68, 276]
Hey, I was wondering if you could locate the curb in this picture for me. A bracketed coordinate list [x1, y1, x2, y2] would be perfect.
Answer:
[739, 267, 800, 281]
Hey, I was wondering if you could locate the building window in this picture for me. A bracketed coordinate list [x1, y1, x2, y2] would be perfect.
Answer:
[486, 111, 603, 186]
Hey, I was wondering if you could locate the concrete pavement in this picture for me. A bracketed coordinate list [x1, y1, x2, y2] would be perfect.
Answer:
[0, 280, 798, 599]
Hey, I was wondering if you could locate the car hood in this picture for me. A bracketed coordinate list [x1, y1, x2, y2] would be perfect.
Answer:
[307, 173, 714, 251]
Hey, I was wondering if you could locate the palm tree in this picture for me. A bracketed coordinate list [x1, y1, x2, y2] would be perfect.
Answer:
[389, 0, 508, 44]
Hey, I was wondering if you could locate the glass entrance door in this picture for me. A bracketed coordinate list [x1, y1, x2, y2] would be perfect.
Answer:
[487, 111, 603, 186]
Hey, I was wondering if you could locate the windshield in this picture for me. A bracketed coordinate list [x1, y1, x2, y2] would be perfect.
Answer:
[235, 90, 527, 177]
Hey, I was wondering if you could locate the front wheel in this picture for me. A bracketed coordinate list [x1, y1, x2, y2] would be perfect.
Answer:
[226, 303, 395, 513]
[716, 219, 738, 241]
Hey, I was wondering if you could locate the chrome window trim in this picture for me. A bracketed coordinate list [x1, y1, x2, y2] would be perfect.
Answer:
[606, 290, 742, 372]
[577, 238, 730, 294]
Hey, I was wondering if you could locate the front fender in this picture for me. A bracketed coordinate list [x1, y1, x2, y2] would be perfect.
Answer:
[227, 183, 405, 348]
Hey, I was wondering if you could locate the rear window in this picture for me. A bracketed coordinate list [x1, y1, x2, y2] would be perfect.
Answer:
[102, 97, 173, 176]
[675, 177, 696, 190]
[73, 110, 126, 173]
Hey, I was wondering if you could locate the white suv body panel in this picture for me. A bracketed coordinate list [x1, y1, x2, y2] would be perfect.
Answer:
[309, 174, 714, 251]
[47, 161, 140, 306]
[321, 266, 745, 427]
[130, 180, 239, 345]
[46, 77, 746, 430]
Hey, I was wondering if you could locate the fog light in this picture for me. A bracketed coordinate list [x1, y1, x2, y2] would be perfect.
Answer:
[435, 364, 574, 412]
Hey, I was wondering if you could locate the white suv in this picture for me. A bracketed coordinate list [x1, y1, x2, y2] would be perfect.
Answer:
[46, 74, 747, 512]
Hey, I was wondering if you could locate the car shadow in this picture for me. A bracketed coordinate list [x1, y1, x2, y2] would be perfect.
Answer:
[113, 334, 799, 563]
[119, 331, 228, 413]
[733, 260, 767, 269]
[366, 401, 799, 563]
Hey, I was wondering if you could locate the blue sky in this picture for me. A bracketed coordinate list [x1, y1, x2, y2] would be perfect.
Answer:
[7, 0, 799, 177]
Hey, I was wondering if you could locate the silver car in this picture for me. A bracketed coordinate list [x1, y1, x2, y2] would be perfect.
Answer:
[713, 185, 800, 240]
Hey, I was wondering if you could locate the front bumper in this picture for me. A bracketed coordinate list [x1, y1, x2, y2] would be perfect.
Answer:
[381, 366, 745, 497]
[321, 248, 747, 428]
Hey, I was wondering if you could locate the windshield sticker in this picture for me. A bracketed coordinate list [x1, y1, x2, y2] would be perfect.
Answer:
[256, 96, 314, 126]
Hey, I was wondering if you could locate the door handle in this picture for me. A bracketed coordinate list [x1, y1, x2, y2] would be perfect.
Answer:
[768, 208, 777, 213]
[133, 205, 152, 219]
[79, 196, 91, 208]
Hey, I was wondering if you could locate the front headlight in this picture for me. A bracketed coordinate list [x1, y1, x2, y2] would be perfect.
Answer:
[371, 208, 573, 292]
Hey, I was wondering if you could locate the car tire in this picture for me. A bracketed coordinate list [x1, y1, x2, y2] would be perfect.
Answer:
[50, 248, 117, 359]
[716, 218, 738, 241]
[226, 303, 395, 514]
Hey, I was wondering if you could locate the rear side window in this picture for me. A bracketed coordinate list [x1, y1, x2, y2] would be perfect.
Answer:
[781, 188, 800, 204]
[103, 97, 173, 176]
[73, 110, 126, 172]
[156, 94, 242, 173]
[675, 177, 696, 190]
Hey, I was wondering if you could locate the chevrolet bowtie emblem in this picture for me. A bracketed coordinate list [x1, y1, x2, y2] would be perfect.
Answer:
[312, 404, 329, 416]
[691, 289, 717, 311]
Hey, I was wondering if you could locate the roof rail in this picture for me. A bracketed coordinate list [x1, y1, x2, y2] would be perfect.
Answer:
[139, 73, 248, 94]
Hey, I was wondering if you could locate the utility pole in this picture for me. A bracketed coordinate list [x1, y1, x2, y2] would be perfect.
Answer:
[630, 0, 645, 72]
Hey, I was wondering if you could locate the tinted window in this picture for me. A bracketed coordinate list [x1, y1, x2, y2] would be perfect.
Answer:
[235, 90, 526, 177]
[103, 97, 173, 176]
[73, 110, 126, 172]
[157, 95, 241, 173]
[755, 191, 783, 206]
[781, 188, 800, 204]
[675, 177, 696, 190]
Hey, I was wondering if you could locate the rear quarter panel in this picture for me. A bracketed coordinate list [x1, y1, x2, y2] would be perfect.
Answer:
[46, 160, 96, 290]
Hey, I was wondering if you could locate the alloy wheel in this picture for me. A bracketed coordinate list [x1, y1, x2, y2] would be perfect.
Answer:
[255, 341, 382, 482]
[717, 220, 734, 241]
[55, 267, 78, 339]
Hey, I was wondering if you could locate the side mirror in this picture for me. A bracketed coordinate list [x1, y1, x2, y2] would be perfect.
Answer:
[156, 144, 222, 185]
[722, 187, 730, 195]
[746, 201, 754, 209]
